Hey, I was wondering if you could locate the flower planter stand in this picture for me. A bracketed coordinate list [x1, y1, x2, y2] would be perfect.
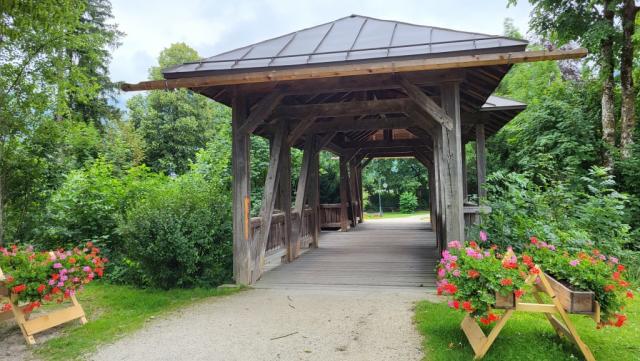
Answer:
[0, 266, 88, 345]
[460, 268, 599, 361]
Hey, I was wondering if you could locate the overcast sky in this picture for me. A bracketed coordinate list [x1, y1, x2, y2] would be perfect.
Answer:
[110, 0, 533, 104]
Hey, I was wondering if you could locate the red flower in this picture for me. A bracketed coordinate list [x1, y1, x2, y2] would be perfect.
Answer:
[627, 291, 634, 299]
[617, 264, 625, 272]
[612, 271, 621, 280]
[604, 284, 616, 292]
[37, 284, 46, 294]
[44, 294, 52, 301]
[522, 255, 534, 267]
[530, 236, 538, 244]
[480, 316, 491, 325]
[469, 241, 478, 249]
[500, 278, 513, 286]
[452, 300, 460, 309]
[12, 284, 26, 294]
[52, 273, 60, 281]
[6, 275, 14, 283]
[502, 261, 517, 269]
[530, 266, 540, 275]
[1, 303, 12, 312]
[467, 270, 480, 279]
[462, 301, 473, 312]
[615, 314, 627, 327]
[51, 287, 61, 294]
[86, 241, 94, 248]
[69, 257, 76, 264]
[442, 284, 458, 295]
[618, 280, 630, 287]
[514, 289, 525, 298]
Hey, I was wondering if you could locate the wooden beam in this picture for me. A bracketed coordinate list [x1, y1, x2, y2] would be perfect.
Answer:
[253, 122, 286, 283]
[277, 131, 293, 262]
[305, 116, 415, 134]
[122, 49, 588, 91]
[399, 76, 453, 130]
[237, 90, 284, 136]
[287, 115, 316, 145]
[476, 123, 487, 199]
[339, 156, 349, 231]
[317, 131, 337, 150]
[309, 149, 320, 247]
[439, 82, 465, 244]
[274, 98, 408, 119]
[232, 93, 252, 285]
[342, 138, 431, 150]
[292, 138, 315, 255]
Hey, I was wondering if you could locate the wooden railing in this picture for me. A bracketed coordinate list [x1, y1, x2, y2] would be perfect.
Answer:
[250, 207, 314, 257]
[319, 203, 342, 229]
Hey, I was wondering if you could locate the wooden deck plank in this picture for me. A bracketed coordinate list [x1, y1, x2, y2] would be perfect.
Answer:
[256, 218, 437, 289]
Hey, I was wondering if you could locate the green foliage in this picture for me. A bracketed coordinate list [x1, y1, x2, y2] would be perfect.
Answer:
[118, 173, 233, 288]
[362, 158, 428, 211]
[399, 192, 418, 213]
[478, 167, 631, 257]
[127, 43, 229, 175]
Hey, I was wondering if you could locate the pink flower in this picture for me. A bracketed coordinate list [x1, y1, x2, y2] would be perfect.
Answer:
[452, 269, 461, 277]
[437, 268, 446, 278]
[53, 262, 63, 269]
[609, 256, 619, 264]
[569, 259, 580, 267]
[479, 230, 487, 242]
[447, 240, 462, 249]
[82, 266, 92, 272]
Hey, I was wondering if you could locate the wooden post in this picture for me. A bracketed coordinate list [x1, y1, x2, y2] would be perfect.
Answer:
[339, 155, 349, 231]
[232, 93, 252, 285]
[253, 123, 286, 283]
[348, 161, 359, 227]
[309, 144, 320, 247]
[357, 165, 364, 223]
[439, 82, 465, 244]
[427, 161, 437, 232]
[461, 141, 468, 202]
[476, 123, 487, 199]
[433, 133, 445, 250]
[292, 138, 315, 254]
[277, 131, 293, 261]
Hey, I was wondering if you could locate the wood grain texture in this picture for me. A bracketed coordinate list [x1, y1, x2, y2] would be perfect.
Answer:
[256, 219, 437, 289]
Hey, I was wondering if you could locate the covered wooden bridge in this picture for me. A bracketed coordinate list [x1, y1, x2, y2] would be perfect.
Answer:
[123, 15, 586, 285]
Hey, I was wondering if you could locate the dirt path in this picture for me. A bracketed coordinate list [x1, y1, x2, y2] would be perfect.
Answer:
[91, 287, 435, 361]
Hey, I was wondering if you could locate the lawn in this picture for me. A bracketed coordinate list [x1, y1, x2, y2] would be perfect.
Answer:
[33, 282, 242, 361]
[364, 210, 430, 220]
[415, 297, 640, 361]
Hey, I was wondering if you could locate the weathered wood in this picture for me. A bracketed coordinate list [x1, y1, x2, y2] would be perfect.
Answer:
[232, 93, 252, 285]
[461, 141, 468, 200]
[277, 133, 293, 262]
[317, 131, 337, 150]
[348, 161, 359, 227]
[306, 116, 416, 134]
[287, 115, 316, 145]
[339, 156, 349, 231]
[439, 82, 465, 243]
[122, 49, 588, 91]
[475, 123, 487, 198]
[342, 138, 431, 149]
[542, 273, 596, 314]
[310, 150, 320, 247]
[399, 76, 453, 130]
[237, 90, 284, 136]
[253, 123, 286, 283]
[274, 98, 408, 119]
[292, 138, 315, 255]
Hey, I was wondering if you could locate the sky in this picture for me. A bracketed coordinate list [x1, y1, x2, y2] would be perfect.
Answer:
[109, 0, 533, 105]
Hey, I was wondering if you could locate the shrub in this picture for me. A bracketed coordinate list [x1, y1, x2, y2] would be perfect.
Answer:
[118, 173, 232, 288]
[399, 191, 418, 213]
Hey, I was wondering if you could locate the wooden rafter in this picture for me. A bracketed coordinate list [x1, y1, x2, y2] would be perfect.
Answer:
[273, 98, 407, 118]
[237, 90, 285, 136]
[399, 76, 453, 130]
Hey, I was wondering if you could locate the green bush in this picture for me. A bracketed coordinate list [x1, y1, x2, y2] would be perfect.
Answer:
[118, 173, 232, 288]
[478, 167, 631, 257]
[399, 191, 418, 213]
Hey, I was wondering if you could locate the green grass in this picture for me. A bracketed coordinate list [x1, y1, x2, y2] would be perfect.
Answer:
[364, 210, 430, 220]
[34, 282, 242, 361]
[415, 297, 640, 361]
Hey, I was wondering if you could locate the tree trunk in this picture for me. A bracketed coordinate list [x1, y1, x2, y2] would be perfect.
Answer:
[0, 172, 4, 247]
[620, 0, 638, 159]
[600, 1, 617, 168]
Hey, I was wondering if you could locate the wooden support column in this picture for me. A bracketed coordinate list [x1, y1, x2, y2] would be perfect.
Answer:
[357, 165, 364, 223]
[439, 82, 465, 245]
[427, 161, 437, 231]
[461, 142, 468, 202]
[433, 133, 445, 250]
[310, 147, 320, 247]
[253, 123, 286, 283]
[292, 138, 315, 255]
[348, 161, 359, 227]
[232, 93, 252, 285]
[476, 123, 487, 199]
[277, 131, 292, 261]
[339, 155, 349, 231]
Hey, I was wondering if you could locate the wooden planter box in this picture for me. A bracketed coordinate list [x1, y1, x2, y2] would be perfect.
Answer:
[0, 285, 7, 297]
[494, 292, 515, 309]
[541, 273, 595, 314]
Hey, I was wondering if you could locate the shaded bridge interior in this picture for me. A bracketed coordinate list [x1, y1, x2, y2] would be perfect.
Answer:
[256, 218, 437, 289]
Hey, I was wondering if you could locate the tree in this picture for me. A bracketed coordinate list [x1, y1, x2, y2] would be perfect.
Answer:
[620, 0, 639, 158]
[0, 0, 122, 245]
[127, 43, 226, 175]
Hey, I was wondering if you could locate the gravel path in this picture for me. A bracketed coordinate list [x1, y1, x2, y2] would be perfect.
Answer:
[91, 287, 435, 361]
